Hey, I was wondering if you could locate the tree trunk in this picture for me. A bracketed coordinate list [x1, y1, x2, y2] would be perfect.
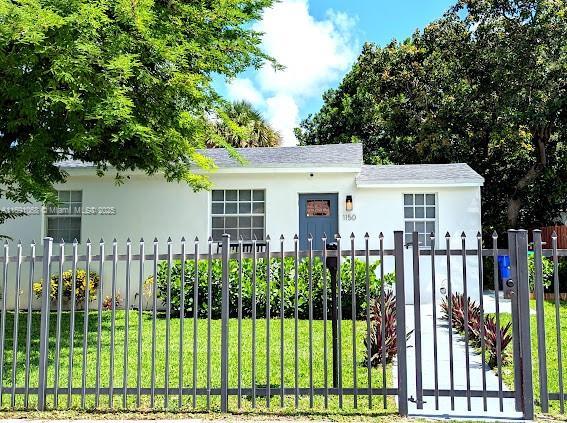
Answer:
[506, 127, 550, 228]
[507, 166, 539, 228]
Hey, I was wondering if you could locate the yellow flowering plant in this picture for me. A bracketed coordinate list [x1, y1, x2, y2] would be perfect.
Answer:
[33, 269, 99, 305]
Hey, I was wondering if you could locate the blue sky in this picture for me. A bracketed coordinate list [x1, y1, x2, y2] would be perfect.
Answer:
[217, 0, 454, 145]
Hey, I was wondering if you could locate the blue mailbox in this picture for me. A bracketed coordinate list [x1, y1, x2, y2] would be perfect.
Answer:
[497, 255, 511, 290]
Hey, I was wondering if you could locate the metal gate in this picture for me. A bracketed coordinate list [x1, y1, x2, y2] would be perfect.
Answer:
[393, 230, 533, 419]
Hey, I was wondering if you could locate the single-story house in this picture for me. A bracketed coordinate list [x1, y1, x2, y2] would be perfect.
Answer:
[0, 143, 484, 305]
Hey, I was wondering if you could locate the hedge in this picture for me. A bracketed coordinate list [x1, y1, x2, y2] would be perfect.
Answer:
[151, 257, 394, 319]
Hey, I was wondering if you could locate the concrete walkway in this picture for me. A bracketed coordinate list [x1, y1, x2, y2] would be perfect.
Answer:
[482, 290, 513, 315]
[393, 294, 525, 420]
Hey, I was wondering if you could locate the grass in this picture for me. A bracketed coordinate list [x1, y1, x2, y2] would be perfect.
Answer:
[0, 409, 403, 422]
[0, 310, 394, 415]
[499, 299, 567, 416]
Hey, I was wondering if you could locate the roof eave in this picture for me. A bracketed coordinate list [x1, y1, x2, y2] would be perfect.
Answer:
[61, 165, 363, 175]
[209, 166, 361, 174]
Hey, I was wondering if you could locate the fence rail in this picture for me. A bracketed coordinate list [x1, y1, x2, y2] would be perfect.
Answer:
[0, 249, 519, 263]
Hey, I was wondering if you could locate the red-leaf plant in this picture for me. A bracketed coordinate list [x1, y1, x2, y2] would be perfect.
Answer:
[440, 293, 481, 332]
[363, 290, 412, 366]
[441, 292, 512, 368]
[482, 315, 513, 368]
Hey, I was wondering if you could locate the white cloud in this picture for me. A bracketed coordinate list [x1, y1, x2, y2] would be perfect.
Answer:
[225, 0, 358, 145]
[255, 1, 357, 97]
[226, 78, 264, 106]
[265, 94, 299, 147]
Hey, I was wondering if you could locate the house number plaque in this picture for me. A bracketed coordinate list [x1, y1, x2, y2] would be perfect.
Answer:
[343, 213, 357, 221]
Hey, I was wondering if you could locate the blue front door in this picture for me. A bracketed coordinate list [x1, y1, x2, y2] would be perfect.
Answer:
[298, 193, 339, 250]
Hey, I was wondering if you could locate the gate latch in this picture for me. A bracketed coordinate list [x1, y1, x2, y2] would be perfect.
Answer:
[506, 279, 515, 295]
[408, 395, 426, 406]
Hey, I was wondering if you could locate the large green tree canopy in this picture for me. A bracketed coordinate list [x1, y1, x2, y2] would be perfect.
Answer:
[0, 0, 275, 220]
[296, 0, 567, 233]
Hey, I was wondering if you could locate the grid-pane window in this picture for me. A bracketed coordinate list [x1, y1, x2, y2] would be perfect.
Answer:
[404, 193, 436, 247]
[211, 190, 265, 241]
[46, 190, 82, 242]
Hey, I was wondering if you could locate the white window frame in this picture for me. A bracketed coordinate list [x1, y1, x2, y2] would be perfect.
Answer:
[45, 190, 83, 243]
[211, 189, 266, 241]
[403, 193, 437, 248]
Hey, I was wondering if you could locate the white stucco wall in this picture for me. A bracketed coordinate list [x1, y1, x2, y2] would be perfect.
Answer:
[0, 169, 482, 307]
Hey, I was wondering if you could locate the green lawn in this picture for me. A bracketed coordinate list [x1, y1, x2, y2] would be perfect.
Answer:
[0, 409, 401, 422]
[499, 299, 567, 415]
[0, 311, 393, 414]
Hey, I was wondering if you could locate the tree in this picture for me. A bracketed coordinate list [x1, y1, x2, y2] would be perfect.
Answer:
[296, 0, 567, 233]
[0, 0, 276, 224]
[210, 100, 281, 148]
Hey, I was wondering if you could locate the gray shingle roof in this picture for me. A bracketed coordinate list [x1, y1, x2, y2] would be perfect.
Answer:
[201, 143, 363, 168]
[58, 143, 363, 170]
[356, 163, 484, 186]
[57, 146, 483, 186]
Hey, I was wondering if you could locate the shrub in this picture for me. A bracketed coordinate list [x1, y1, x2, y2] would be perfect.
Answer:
[152, 257, 394, 319]
[363, 290, 408, 366]
[528, 254, 553, 292]
[102, 292, 122, 310]
[559, 258, 567, 293]
[33, 269, 99, 306]
[441, 292, 513, 368]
